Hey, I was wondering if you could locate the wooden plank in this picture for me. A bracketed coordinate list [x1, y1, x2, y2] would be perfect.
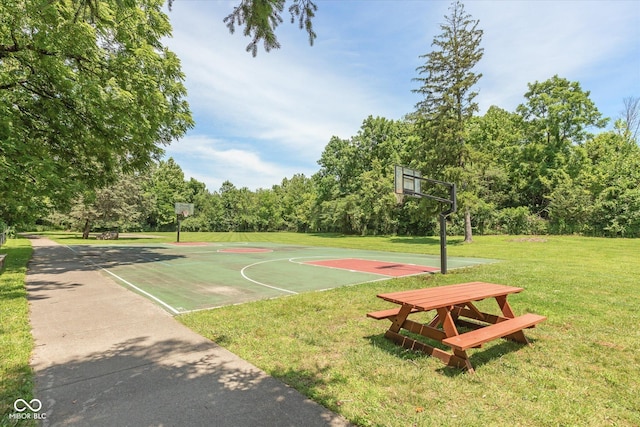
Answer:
[390, 304, 415, 332]
[377, 282, 524, 312]
[442, 313, 546, 351]
[366, 307, 418, 320]
[367, 307, 419, 320]
[401, 318, 447, 341]
[384, 330, 472, 371]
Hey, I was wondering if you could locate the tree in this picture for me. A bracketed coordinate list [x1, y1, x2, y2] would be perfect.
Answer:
[0, 0, 193, 222]
[277, 174, 315, 232]
[314, 116, 410, 234]
[412, 0, 484, 242]
[581, 128, 640, 236]
[620, 96, 639, 143]
[143, 158, 190, 230]
[515, 75, 607, 214]
[67, 172, 152, 238]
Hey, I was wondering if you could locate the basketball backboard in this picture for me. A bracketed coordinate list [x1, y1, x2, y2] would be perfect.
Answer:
[174, 203, 194, 217]
[394, 165, 422, 195]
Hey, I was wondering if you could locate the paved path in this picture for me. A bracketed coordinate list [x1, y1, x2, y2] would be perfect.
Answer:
[26, 237, 350, 426]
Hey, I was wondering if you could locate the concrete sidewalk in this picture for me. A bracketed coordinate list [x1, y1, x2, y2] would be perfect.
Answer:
[26, 237, 351, 426]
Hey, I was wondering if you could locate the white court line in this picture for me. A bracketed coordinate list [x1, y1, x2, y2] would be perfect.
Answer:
[240, 258, 299, 295]
[65, 245, 181, 315]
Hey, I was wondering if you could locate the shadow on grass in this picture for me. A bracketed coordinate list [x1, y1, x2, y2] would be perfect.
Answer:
[365, 333, 529, 376]
[389, 236, 465, 246]
[308, 233, 464, 246]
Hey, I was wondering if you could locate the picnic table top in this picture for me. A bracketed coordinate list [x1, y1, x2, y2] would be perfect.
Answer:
[377, 281, 524, 312]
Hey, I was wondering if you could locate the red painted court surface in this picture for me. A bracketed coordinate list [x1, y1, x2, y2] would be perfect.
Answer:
[305, 258, 440, 277]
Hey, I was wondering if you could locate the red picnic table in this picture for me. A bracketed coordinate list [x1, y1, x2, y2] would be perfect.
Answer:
[367, 282, 546, 372]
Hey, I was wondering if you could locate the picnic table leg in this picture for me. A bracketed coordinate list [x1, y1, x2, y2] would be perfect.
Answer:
[437, 307, 474, 372]
[382, 305, 471, 371]
[388, 304, 416, 333]
[495, 295, 528, 344]
[427, 313, 441, 328]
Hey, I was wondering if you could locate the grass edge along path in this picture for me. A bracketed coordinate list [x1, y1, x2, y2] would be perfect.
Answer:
[0, 238, 35, 427]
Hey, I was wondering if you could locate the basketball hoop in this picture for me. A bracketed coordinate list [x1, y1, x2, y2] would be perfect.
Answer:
[393, 165, 457, 274]
[174, 202, 194, 217]
[174, 203, 195, 243]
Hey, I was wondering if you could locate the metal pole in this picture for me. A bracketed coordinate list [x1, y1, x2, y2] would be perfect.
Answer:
[176, 215, 181, 243]
[439, 214, 447, 274]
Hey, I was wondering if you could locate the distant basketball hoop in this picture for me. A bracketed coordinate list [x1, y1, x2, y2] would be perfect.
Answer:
[394, 165, 456, 274]
[174, 203, 195, 243]
[175, 203, 194, 217]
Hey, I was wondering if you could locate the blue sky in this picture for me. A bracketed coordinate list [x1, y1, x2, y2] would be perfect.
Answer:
[163, 0, 640, 192]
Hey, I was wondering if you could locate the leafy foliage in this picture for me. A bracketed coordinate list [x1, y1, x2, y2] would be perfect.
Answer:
[5, 2, 638, 239]
[0, 0, 193, 219]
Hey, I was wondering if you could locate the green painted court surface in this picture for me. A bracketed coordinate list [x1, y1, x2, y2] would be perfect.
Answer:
[69, 242, 495, 314]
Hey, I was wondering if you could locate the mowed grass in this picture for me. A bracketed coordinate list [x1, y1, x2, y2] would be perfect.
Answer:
[0, 238, 35, 426]
[175, 234, 640, 427]
[19, 232, 640, 425]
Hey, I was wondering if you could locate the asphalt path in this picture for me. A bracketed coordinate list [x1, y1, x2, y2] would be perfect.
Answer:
[26, 236, 351, 426]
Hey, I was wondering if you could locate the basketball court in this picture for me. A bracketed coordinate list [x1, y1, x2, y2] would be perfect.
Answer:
[65, 242, 495, 314]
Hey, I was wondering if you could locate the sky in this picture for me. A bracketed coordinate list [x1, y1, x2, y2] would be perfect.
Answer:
[162, 0, 640, 192]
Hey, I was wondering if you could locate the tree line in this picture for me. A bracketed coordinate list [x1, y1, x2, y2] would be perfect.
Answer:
[44, 85, 640, 238]
[3, 1, 638, 238]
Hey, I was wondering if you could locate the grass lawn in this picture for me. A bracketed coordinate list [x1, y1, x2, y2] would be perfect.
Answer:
[175, 234, 639, 426]
[0, 238, 35, 426]
[7, 232, 640, 426]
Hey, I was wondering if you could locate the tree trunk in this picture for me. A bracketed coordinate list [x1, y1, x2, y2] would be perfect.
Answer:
[82, 219, 91, 239]
[464, 207, 473, 243]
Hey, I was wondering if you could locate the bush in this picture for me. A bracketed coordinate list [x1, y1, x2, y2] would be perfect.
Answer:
[493, 207, 547, 235]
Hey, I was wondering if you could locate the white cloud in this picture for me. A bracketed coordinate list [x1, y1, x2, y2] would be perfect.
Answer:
[161, 1, 639, 191]
[166, 135, 315, 192]
[164, 2, 399, 162]
[468, 1, 639, 114]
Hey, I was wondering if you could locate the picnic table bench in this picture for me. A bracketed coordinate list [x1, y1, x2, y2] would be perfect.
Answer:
[367, 281, 546, 372]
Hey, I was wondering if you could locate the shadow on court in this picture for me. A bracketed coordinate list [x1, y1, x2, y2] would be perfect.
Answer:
[26, 236, 351, 426]
[26, 244, 187, 275]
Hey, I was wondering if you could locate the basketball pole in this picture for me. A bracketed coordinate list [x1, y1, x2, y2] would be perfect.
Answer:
[439, 214, 447, 274]
[176, 214, 181, 243]
[174, 203, 194, 244]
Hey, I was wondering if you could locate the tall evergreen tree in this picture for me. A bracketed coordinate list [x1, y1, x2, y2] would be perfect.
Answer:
[412, 0, 483, 242]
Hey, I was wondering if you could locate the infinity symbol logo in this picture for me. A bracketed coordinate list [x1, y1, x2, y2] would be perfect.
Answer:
[14, 398, 42, 412]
